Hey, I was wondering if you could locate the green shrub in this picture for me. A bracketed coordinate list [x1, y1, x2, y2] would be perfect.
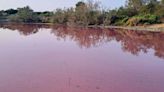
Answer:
[126, 14, 159, 26]
[114, 17, 129, 26]
[138, 14, 158, 24]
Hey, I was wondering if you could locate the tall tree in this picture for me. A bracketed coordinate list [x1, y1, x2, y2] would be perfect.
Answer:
[75, 1, 88, 25]
[17, 6, 34, 22]
[52, 9, 65, 24]
[65, 8, 76, 25]
[5, 9, 18, 15]
[126, 0, 146, 11]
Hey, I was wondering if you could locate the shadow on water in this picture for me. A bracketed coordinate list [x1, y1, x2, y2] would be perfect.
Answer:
[0, 23, 164, 59]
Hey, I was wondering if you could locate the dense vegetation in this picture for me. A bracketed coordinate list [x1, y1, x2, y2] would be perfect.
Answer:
[0, 0, 164, 26]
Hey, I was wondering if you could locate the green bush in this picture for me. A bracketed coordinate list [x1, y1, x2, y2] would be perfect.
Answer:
[115, 17, 129, 26]
[137, 14, 158, 24]
[126, 14, 159, 26]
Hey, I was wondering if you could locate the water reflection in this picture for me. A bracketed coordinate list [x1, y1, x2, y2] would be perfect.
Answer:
[0, 23, 164, 59]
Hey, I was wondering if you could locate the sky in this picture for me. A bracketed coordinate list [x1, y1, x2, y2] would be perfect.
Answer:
[0, 0, 126, 11]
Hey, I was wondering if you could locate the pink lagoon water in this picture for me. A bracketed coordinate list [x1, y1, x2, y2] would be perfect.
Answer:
[0, 24, 164, 92]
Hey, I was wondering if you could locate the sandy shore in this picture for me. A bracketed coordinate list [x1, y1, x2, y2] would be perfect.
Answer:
[88, 24, 164, 32]
[146, 24, 164, 28]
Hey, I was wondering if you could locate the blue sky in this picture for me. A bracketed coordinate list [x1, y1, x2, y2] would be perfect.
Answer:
[0, 0, 126, 11]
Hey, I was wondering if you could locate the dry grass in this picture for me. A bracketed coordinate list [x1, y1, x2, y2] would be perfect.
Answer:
[147, 24, 164, 28]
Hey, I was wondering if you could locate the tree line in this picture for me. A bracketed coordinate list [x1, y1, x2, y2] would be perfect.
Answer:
[0, 0, 164, 26]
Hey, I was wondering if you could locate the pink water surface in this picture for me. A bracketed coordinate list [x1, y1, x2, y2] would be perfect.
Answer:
[0, 24, 164, 92]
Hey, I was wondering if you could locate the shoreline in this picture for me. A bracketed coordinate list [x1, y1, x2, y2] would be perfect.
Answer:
[1, 22, 164, 32]
[87, 24, 164, 32]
